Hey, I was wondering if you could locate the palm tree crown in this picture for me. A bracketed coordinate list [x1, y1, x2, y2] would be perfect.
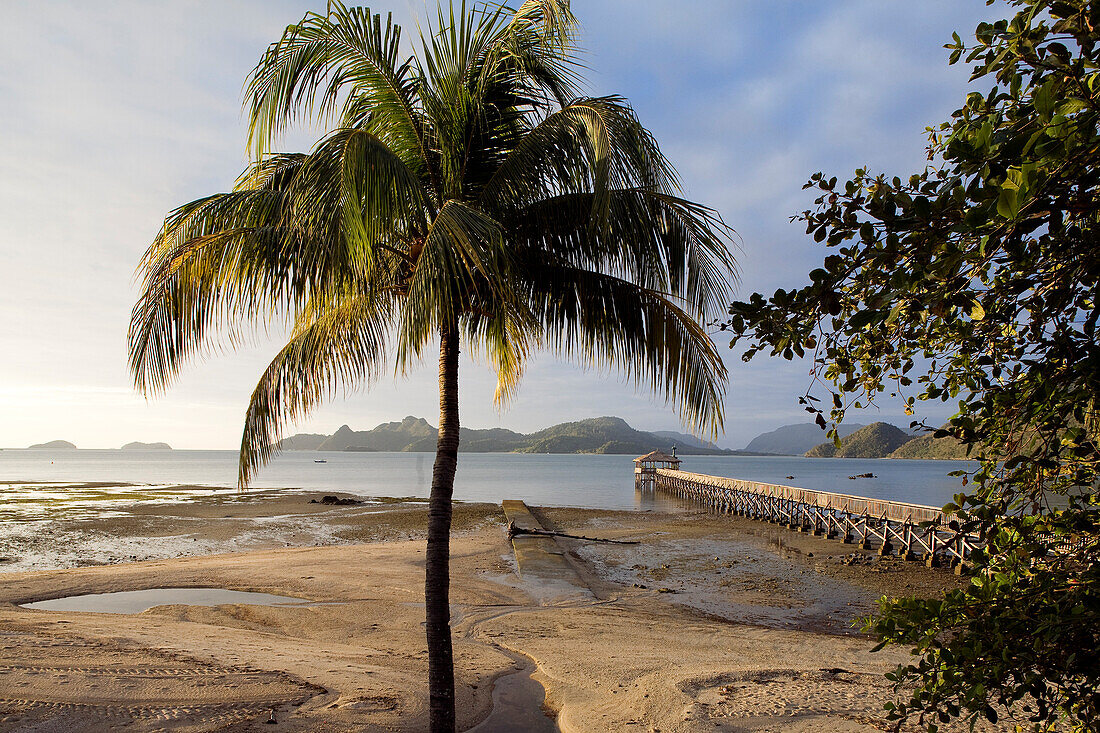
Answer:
[129, 2, 736, 729]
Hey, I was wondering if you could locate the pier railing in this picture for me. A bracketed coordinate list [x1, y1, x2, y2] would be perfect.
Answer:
[650, 469, 977, 567]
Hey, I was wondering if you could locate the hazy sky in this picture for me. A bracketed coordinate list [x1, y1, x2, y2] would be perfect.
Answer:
[1, 1, 997, 450]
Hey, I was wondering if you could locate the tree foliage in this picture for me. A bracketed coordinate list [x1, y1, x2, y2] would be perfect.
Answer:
[723, 1, 1099, 729]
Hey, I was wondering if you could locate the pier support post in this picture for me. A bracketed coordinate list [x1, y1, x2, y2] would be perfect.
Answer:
[902, 522, 917, 561]
[878, 520, 893, 556]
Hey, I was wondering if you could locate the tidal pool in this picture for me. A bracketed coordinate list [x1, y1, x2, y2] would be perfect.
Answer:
[21, 587, 310, 613]
[468, 658, 559, 733]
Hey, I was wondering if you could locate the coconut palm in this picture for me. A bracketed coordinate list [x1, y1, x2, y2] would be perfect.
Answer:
[128, 1, 736, 729]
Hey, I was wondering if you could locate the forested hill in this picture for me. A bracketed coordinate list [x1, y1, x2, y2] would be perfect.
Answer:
[888, 428, 970, 460]
[806, 422, 912, 458]
[803, 422, 970, 459]
[279, 416, 745, 455]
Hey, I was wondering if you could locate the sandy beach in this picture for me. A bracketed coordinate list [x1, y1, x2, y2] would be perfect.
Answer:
[0, 491, 1012, 732]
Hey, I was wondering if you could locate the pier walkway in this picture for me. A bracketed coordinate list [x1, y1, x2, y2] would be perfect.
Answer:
[647, 468, 977, 567]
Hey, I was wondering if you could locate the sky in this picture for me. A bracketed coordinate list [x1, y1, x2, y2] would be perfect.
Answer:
[0, 1, 999, 451]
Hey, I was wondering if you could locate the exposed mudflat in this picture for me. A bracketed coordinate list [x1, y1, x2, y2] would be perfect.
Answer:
[0, 491, 1013, 732]
[0, 486, 499, 572]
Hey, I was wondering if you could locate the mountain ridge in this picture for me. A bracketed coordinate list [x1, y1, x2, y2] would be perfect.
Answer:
[743, 422, 867, 455]
[280, 416, 750, 455]
[806, 422, 913, 458]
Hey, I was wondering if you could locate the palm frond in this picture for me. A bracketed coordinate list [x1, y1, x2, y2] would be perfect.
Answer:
[511, 188, 738, 318]
[129, 125, 427, 395]
[129, 191, 299, 394]
[245, 2, 430, 180]
[479, 96, 677, 222]
[509, 0, 576, 49]
[307, 126, 433, 264]
[397, 199, 509, 366]
[464, 295, 539, 407]
[495, 0, 581, 104]
[238, 291, 394, 486]
[527, 262, 728, 438]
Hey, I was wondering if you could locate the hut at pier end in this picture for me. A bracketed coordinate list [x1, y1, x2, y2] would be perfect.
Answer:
[634, 449, 681, 491]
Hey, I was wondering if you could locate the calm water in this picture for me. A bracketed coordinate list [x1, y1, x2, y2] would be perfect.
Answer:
[0, 449, 974, 510]
[21, 587, 310, 614]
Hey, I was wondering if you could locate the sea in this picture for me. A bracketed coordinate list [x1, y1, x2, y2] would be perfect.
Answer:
[0, 449, 975, 511]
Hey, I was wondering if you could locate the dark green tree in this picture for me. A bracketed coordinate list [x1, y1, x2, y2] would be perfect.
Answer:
[724, 1, 1098, 729]
[128, 2, 734, 730]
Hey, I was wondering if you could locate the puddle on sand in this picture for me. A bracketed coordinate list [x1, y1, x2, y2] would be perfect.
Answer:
[20, 587, 311, 614]
[467, 660, 558, 733]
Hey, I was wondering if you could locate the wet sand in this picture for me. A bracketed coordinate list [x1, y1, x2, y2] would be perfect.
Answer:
[0, 491, 1014, 732]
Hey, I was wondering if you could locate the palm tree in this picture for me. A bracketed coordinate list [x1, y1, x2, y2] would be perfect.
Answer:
[128, 1, 736, 730]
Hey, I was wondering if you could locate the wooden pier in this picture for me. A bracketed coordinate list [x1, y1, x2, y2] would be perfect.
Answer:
[643, 467, 977, 568]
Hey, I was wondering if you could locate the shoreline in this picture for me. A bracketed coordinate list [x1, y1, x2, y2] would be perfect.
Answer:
[0, 490, 1008, 732]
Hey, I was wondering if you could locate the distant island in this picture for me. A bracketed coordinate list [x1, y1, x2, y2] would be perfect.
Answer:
[121, 442, 172, 451]
[804, 421, 969, 460]
[279, 416, 758, 456]
[27, 440, 77, 450]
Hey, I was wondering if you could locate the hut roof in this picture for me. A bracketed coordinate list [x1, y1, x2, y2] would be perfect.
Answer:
[634, 449, 681, 464]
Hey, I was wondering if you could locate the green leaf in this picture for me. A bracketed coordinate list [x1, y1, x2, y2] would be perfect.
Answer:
[996, 187, 1018, 219]
[848, 309, 882, 329]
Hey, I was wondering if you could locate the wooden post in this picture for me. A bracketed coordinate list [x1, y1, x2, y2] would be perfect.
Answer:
[879, 518, 894, 556]
[902, 521, 917, 561]
[859, 515, 872, 550]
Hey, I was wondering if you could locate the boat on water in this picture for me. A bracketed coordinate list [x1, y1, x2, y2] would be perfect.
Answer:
[314, 460, 327, 464]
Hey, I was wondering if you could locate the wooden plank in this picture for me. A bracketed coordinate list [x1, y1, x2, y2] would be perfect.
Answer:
[656, 469, 946, 524]
[650, 469, 978, 562]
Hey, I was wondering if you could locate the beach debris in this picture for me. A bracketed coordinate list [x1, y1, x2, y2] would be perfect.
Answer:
[848, 472, 876, 479]
[264, 708, 278, 724]
[506, 521, 638, 544]
[310, 495, 363, 506]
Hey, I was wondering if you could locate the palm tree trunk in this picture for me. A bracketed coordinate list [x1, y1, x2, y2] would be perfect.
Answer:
[427, 325, 459, 732]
